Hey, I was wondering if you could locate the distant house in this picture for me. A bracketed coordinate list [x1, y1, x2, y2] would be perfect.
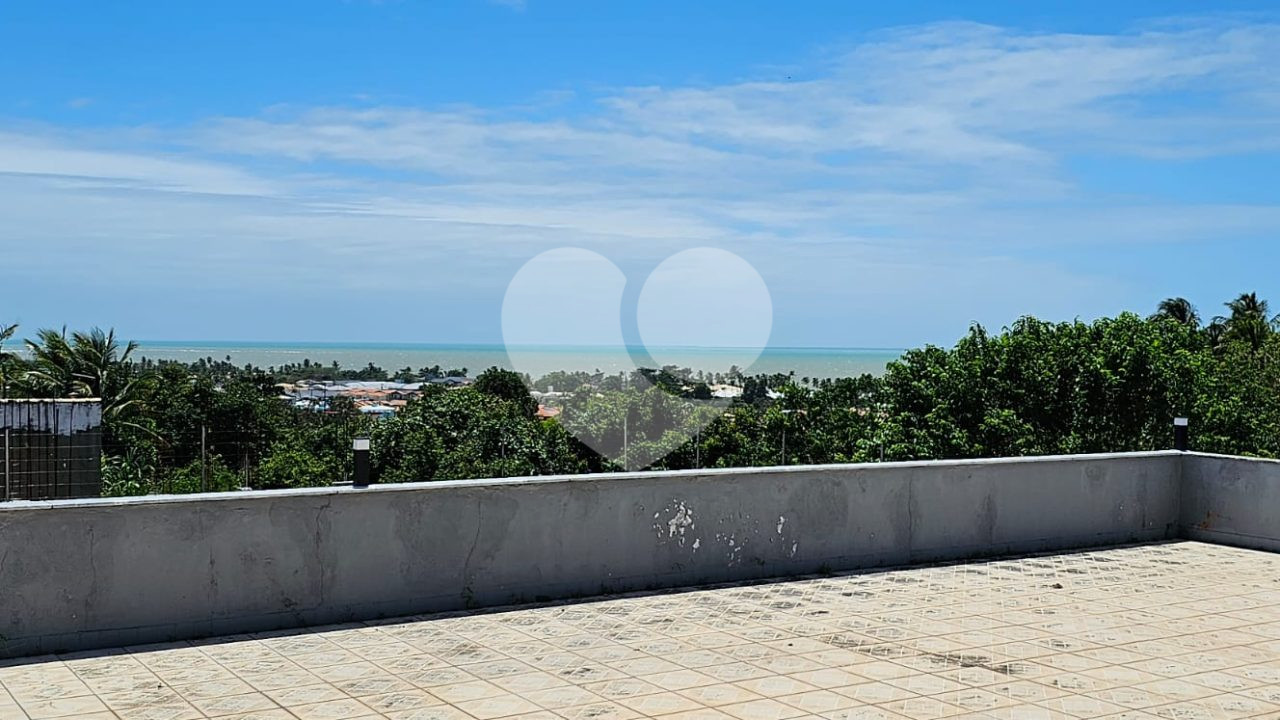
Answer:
[283, 380, 426, 410]
[357, 403, 397, 419]
[428, 376, 471, 387]
[710, 384, 744, 399]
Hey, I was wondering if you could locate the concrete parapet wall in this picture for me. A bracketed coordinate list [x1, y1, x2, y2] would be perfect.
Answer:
[0, 451, 1186, 658]
[1180, 453, 1280, 552]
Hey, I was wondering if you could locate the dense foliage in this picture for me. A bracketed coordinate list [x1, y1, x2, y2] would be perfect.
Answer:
[4, 293, 1280, 496]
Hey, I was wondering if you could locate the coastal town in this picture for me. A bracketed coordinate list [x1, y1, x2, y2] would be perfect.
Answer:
[276, 376, 750, 419]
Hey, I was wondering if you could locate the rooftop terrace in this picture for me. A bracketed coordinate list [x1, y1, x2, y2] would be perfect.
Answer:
[5, 541, 1278, 720]
[1, 451, 1279, 719]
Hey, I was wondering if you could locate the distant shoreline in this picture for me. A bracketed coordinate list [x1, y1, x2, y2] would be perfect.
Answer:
[123, 342, 904, 380]
[130, 340, 908, 353]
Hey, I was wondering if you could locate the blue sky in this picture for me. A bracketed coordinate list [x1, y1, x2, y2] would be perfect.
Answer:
[2, 1, 1279, 348]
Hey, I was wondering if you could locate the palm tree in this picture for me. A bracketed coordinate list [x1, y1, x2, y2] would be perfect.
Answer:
[1204, 320, 1228, 349]
[0, 322, 19, 398]
[70, 327, 139, 403]
[1213, 292, 1279, 351]
[1150, 298, 1200, 328]
[20, 327, 141, 421]
[20, 328, 85, 397]
[1225, 292, 1273, 322]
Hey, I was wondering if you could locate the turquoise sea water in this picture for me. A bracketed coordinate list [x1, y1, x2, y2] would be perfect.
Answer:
[131, 342, 903, 380]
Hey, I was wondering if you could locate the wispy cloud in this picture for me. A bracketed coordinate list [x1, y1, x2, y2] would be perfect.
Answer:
[1, 17, 1278, 343]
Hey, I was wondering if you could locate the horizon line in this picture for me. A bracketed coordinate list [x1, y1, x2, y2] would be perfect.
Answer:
[122, 340, 909, 353]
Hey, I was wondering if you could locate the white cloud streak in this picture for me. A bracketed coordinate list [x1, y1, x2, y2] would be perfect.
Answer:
[1, 17, 1278, 343]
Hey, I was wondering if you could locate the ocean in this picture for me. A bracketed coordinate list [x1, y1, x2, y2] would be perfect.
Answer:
[130, 342, 903, 380]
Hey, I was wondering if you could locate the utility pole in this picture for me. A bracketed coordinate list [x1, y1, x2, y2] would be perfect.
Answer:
[781, 408, 801, 466]
[200, 424, 208, 493]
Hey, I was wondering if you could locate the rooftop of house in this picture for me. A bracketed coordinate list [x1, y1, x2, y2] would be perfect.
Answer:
[3, 540, 1277, 720]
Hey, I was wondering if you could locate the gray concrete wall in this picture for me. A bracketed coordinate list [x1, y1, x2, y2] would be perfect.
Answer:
[1180, 452, 1280, 552]
[0, 452, 1183, 658]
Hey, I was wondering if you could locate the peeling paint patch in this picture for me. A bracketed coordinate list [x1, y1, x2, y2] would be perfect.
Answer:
[776, 516, 786, 535]
[715, 531, 747, 566]
[653, 500, 696, 548]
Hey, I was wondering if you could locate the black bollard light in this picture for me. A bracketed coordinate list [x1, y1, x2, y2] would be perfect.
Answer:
[1173, 417, 1189, 452]
[353, 437, 371, 487]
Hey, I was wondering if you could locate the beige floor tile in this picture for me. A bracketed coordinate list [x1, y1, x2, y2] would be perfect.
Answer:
[334, 673, 417, 696]
[789, 669, 866, 690]
[170, 677, 256, 701]
[188, 691, 278, 717]
[700, 663, 775, 684]
[289, 698, 376, 720]
[584, 677, 665, 700]
[522, 685, 604, 709]
[99, 686, 186, 711]
[1090, 686, 1172, 711]
[720, 699, 809, 720]
[642, 669, 721, 691]
[774, 690, 858, 714]
[931, 688, 1019, 713]
[846, 662, 916, 682]
[950, 706, 1072, 720]
[358, 688, 444, 713]
[656, 709, 737, 720]
[455, 692, 544, 720]
[679, 683, 766, 707]
[618, 691, 705, 715]
[736, 676, 820, 697]
[5, 677, 95, 703]
[383, 706, 478, 720]
[403, 667, 481, 688]
[111, 702, 204, 720]
[1236, 684, 1280, 705]
[874, 696, 961, 720]
[213, 710, 298, 720]
[819, 709, 913, 720]
[884, 674, 966, 696]
[554, 701, 641, 720]
[265, 683, 349, 707]
[1150, 692, 1280, 719]
[834, 682, 918, 705]
[1035, 694, 1126, 718]
[1129, 680, 1217, 704]
[431, 680, 507, 704]
[244, 667, 329, 691]
[19, 695, 111, 719]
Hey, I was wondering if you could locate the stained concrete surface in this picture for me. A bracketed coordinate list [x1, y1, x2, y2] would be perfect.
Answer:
[3, 541, 1279, 720]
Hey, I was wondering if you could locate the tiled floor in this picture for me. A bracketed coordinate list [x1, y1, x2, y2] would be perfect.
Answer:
[3, 541, 1279, 720]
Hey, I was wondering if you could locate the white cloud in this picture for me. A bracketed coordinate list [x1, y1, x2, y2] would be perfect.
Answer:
[1, 16, 1278, 343]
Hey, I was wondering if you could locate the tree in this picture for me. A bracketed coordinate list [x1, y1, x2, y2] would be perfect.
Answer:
[473, 367, 537, 418]
[0, 321, 19, 398]
[1151, 297, 1200, 328]
[257, 441, 340, 489]
[0, 322, 16, 355]
[1216, 292, 1279, 352]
